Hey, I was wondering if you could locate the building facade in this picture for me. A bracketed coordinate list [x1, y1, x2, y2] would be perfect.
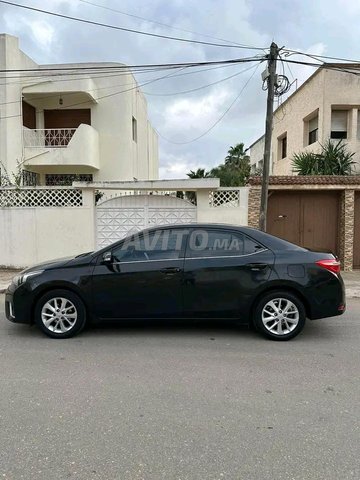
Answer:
[249, 65, 360, 175]
[0, 34, 158, 186]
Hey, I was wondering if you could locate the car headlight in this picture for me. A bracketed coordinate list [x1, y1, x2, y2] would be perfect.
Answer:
[12, 270, 44, 287]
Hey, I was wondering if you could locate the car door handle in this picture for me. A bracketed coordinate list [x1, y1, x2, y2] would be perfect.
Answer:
[246, 263, 269, 271]
[160, 267, 182, 274]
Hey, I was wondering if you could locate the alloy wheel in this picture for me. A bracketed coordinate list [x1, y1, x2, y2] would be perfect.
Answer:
[261, 298, 300, 336]
[41, 297, 78, 334]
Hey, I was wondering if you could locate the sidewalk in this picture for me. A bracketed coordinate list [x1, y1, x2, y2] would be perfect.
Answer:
[1, 268, 360, 297]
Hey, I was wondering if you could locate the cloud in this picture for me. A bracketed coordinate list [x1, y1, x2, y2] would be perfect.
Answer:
[159, 152, 204, 179]
[163, 88, 231, 135]
[29, 21, 55, 51]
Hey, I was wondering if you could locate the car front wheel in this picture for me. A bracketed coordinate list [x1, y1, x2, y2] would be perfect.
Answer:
[35, 289, 86, 339]
[253, 291, 306, 341]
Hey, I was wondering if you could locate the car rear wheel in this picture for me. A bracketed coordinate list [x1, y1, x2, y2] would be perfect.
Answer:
[35, 289, 86, 339]
[253, 291, 306, 341]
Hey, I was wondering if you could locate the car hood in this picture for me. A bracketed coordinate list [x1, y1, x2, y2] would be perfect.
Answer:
[21, 256, 76, 274]
[21, 252, 94, 274]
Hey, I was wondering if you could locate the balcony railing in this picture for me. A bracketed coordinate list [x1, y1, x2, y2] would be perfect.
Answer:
[23, 128, 77, 148]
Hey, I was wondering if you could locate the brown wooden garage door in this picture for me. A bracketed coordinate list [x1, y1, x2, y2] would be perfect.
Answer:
[267, 191, 340, 255]
[353, 193, 360, 268]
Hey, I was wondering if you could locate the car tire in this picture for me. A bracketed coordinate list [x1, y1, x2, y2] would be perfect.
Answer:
[253, 290, 306, 341]
[35, 289, 86, 339]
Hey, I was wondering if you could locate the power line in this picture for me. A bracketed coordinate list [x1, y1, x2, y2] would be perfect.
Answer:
[283, 49, 360, 64]
[155, 62, 261, 145]
[142, 64, 256, 96]
[78, 0, 264, 50]
[0, 0, 266, 50]
[0, 56, 263, 74]
[1, 64, 243, 106]
[0, 60, 263, 120]
[0, 61, 242, 88]
[280, 58, 360, 77]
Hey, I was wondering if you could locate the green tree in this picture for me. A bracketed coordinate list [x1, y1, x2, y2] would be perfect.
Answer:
[292, 139, 355, 175]
[186, 168, 210, 179]
[185, 143, 251, 189]
[210, 161, 250, 187]
[225, 143, 247, 167]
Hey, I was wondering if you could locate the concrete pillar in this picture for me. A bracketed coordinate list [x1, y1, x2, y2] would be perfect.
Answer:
[248, 186, 261, 228]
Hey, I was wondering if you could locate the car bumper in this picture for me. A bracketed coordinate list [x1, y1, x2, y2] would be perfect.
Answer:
[307, 274, 346, 320]
[5, 284, 33, 324]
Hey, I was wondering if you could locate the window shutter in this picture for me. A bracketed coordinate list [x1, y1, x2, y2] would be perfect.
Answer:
[331, 111, 347, 131]
[309, 116, 318, 132]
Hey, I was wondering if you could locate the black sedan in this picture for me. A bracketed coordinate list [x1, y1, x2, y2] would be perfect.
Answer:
[5, 224, 345, 340]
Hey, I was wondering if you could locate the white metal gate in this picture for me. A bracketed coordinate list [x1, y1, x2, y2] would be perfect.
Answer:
[96, 194, 197, 248]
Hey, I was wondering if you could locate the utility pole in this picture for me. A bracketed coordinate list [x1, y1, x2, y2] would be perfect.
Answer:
[259, 42, 278, 232]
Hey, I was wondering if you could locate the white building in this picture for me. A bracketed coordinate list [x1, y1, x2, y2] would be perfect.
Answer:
[249, 134, 264, 174]
[0, 34, 158, 186]
[249, 64, 360, 175]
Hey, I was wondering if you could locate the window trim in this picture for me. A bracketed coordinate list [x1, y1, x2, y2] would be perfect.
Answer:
[277, 133, 287, 160]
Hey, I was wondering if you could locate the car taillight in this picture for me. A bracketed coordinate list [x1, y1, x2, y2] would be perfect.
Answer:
[316, 259, 341, 275]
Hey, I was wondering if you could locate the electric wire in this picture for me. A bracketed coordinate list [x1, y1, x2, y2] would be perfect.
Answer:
[155, 62, 261, 145]
[0, 60, 264, 120]
[0, 56, 263, 74]
[78, 0, 264, 50]
[142, 63, 257, 96]
[0, 0, 267, 51]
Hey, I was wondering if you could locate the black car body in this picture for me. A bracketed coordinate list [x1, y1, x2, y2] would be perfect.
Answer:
[5, 224, 346, 340]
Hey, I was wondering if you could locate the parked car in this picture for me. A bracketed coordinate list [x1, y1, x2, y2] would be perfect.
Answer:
[5, 224, 345, 340]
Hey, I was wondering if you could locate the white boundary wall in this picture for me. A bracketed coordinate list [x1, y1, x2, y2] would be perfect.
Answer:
[0, 186, 249, 268]
[0, 189, 95, 268]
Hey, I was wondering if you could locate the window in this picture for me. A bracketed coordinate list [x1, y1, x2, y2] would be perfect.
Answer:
[112, 229, 187, 263]
[45, 174, 93, 186]
[185, 229, 264, 258]
[278, 134, 287, 160]
[308, 116, 318, 145]
[22, 170, 39, 186]
[331, 110, 347, 139]
[132, 116, 137, 142]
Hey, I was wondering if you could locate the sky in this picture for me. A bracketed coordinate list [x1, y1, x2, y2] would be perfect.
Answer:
[1, 0, 359, 178]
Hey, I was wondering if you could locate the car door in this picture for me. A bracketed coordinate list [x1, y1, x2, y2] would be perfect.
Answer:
[91, 228, 187, 319]
[183, 227, 275, 319]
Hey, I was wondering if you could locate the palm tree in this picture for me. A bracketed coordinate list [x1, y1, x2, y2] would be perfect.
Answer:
[225, 143, 248, 167]
[186, 168, 210, 179]
[292, 139, 355, 175]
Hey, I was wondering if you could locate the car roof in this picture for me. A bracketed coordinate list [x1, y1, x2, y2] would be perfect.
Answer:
[142, 223, 305, 251]
[95, 223, 305, 254]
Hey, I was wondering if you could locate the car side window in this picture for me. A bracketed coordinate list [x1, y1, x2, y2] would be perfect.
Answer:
[244, 235, 265, 254]
[186, 229, 245, 258]
[112, 229, 187, 262]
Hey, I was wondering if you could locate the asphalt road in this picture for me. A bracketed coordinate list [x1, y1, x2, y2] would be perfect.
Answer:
[0, 296, 359, 480]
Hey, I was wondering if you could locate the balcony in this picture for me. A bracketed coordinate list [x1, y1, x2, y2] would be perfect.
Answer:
[24, 128, 77, 148]
[23, 124, 100, 171]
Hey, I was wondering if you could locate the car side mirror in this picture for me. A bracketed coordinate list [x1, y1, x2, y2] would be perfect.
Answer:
[103, 251, 112, 263]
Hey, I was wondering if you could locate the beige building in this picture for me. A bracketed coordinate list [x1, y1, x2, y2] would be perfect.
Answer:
[249, 64, 360, 175]
[0, 34, 158, 186]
